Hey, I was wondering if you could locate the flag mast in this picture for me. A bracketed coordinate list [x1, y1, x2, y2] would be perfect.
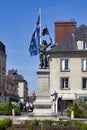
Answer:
[39, 8, 42, 45]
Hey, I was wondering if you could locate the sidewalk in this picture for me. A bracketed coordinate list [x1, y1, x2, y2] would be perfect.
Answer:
[0, 112, 29, 124]
[0, 112, 87, 124]
[0, 112, 61, 124]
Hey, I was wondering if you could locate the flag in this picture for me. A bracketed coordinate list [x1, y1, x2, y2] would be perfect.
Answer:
[29, 15, 40, 56]
[41, 27, 49, 36]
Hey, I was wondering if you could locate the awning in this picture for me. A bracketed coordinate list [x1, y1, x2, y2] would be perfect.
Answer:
[79, 95, 87, 99]
[58, 93, 76, 100]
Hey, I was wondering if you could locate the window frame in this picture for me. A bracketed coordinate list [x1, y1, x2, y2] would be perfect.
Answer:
[60, 77, 69, 90]
[82, 59, 87, 71]
[82, 77, 87, 89]
[60, 59, 69, 72]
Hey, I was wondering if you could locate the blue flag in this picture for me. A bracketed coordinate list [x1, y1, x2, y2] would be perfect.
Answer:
[29, 15, 40, 56]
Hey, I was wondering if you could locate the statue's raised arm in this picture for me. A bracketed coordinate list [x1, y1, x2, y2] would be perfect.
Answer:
[39, 38, 52, 69]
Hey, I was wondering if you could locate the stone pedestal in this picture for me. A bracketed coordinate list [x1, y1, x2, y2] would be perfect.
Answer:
[36, 69, 50, 99]
[29, 69, 57, 119]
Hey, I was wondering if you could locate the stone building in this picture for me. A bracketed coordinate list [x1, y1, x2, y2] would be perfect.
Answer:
[0, 41, 6, 95]
[49, 22, 87, 112]
[6, 76, 19, 102]
[7, 69, 28, 102]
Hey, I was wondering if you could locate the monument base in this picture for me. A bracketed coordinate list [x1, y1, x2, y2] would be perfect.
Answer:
[28, 99, 58, 120]
[29, 69, 58, 120]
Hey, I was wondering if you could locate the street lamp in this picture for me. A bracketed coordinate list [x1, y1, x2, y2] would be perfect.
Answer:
[51, 91, 58, 113]
[51, 91, 58, 100]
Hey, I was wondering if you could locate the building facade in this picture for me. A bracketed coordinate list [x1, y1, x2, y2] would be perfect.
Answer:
[6, 76, 19, 102]
[7, 69, 28, 102]
[17, 80, 28, 102]
[0, 41, 29, 102]
[49, 23, 87, 112]
[0, 42, 6, 95]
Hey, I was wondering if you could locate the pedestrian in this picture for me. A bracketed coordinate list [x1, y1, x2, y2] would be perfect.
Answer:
[26, 102, 29, 112]
[29, 102, 34, 112]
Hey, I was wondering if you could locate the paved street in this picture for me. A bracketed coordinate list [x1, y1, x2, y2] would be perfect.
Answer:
[0, 112, 87, 124]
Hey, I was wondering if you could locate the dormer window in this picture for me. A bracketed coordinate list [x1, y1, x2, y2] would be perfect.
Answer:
[83, 41, 87, 50]
[77, 40, 87, 50]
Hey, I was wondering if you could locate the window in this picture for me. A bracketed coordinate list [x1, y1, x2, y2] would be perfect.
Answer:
[82, 78, 87, 89]
[61, 77, 69, 89]
[83, 41, 87, 50]
[82, 59, 87, 71]
[61, 59, 69, 71]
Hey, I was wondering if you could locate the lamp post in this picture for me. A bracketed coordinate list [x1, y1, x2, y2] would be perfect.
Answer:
[51, 91, 58, 113]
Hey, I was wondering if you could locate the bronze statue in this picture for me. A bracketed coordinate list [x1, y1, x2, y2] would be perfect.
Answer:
[39, 38, 52, 69]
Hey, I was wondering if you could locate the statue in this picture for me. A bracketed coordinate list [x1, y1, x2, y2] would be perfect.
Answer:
[39, 38, 52, 69]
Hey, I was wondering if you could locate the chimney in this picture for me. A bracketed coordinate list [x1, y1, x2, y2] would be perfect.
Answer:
[55, 20, 77, 44]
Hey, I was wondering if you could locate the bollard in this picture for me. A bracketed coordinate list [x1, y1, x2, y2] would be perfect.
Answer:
[12, 109, 15, 116]
[71, 110, 74, 119]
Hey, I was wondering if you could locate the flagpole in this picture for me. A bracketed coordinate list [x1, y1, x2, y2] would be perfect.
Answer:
[39, 8, 42, 45]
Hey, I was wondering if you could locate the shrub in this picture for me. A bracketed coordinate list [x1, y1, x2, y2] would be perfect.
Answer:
[3, 102, 13, 115]
[73, 104, 83, 118]
[0, 118, 12, 130]
[0, 101, 20, 115]
[12, 103, 20, 115]
[0, 102, 5, 115]
[41, 119, 53, 126]
[23, 119, 82, 130]
[74, 121, 87, 130]
[67, 103, 84, 118]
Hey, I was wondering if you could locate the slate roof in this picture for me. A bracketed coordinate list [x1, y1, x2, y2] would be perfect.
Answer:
[75, 25, 87, 41]
[8, 69, 25, 81]
[49, 24, 87, 52]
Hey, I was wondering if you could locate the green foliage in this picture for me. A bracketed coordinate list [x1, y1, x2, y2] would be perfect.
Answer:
[0, 102, 5, 115]
[73, 103, 83, 118]
[31, 119, 40, 125]
[4, 102, 13, 115]
[55, 120, 72, 126]
[0, 118, 12, 130]
[24, 119, 87, 130]
[0, 101, 20, 115]
[12, 103, 20, 115]
[74, 121, 87, 130]
[78, 98, 87, 118]
[41, 119, 53, 126]
[67, 103, 84, 118]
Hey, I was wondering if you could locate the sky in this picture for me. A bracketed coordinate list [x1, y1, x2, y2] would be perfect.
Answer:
[0, 0, 87, 95]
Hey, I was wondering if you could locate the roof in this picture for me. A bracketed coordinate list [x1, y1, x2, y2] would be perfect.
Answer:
[75, 24, 87, 40]
[7, 69, 28, 83]
[49, 24, 87, 53]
